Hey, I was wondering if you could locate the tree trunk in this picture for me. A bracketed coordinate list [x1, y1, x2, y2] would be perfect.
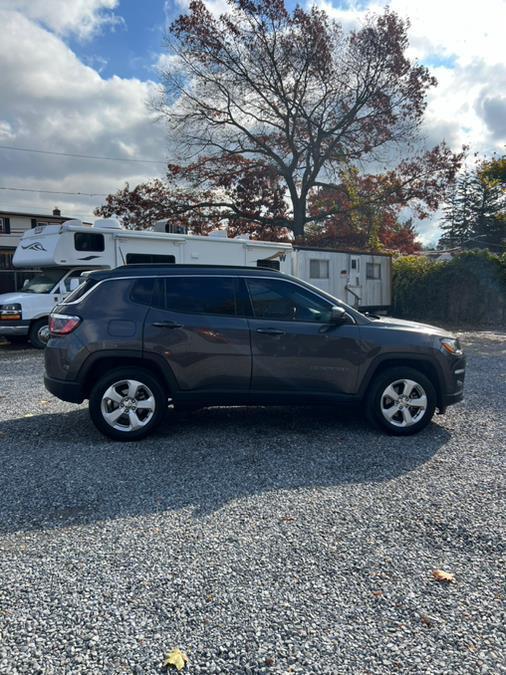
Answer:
[292, 200, 306, 240]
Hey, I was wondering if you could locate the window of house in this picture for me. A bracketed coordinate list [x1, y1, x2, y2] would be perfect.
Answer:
[163, 277, 238, 316]
[247, 278, 333, 323]
[0, 249, 14, 269]
[0, 217, 10, 234]
[126, 253, 176, 265]
[74, 233, 105, 252]
[366, 263, 381, 279]
[309, 259, 329, 279]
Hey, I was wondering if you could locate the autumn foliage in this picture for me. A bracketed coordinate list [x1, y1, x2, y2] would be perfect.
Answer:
[97, 0, 464, 253]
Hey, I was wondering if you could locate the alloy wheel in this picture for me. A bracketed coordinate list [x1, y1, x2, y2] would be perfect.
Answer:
[380, 378, 428, 428]
[100, 379, 156, 432]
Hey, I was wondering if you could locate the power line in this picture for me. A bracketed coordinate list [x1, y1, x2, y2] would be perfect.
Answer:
[0, 185, 107, 197]
[0, 144, 167, 165]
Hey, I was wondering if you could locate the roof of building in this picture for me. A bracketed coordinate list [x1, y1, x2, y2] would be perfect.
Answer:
[0, 209, 91, 224]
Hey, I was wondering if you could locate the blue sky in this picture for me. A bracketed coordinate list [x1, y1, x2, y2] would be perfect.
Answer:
[0, 0, 504, 244]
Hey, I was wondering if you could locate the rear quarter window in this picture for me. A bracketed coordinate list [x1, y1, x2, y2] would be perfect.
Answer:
[61, 278, 98, 303]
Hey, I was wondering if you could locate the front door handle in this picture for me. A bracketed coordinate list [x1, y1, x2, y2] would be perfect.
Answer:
[152, 320, 183, 328]
[256, 328, 285, 335]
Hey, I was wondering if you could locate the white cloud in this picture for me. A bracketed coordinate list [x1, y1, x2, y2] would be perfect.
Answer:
[316, 0, 506, 244]
[0, 9, 167, 222]
[2, 0, 122, 40]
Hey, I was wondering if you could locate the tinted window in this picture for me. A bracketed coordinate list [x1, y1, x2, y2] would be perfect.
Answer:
[126, 253, 176, 265]
[247, 278, 333, 322]
[62, 278, 97, 303]
[256, 259, 280, 270]
[130, 278, 155, 306]
[74, 233, 105, 252]
[163, 277, 238, 316]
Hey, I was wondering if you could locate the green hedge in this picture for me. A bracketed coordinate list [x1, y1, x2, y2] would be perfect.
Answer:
[392, 251, 506, 325]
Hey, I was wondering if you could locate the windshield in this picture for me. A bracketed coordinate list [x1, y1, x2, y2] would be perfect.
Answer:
[21, 269, 65, 294]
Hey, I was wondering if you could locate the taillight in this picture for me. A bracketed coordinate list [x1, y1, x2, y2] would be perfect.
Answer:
[49, 313, 81, 335]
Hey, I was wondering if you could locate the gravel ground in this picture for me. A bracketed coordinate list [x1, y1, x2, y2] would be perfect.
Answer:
[0, 331, 504, 674]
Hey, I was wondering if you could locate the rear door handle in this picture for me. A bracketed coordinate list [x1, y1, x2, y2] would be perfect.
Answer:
[152, 320, 183, 328]
[256, 328, 285, 335]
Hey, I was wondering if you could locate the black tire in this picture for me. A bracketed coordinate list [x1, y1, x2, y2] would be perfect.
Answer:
[89, 367, 167, 441]
[29, 318, 50, 349]
[366, 367, 437, 436]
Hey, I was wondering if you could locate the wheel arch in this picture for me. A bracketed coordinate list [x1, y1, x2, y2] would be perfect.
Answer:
[78, 351, 177, 399]
[360, 355, 444, 408]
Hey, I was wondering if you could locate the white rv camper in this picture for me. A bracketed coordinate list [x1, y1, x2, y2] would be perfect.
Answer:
[0, 218, 391, 348]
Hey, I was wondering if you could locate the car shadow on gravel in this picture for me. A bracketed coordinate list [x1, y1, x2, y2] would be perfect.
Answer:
[0, 405, 450, 534]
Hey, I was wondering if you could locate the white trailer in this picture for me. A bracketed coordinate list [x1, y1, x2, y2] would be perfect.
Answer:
[0, 218, 391, 348]
[293, 246, 392, 310]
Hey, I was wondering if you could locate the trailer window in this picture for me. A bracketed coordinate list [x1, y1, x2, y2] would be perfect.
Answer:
[256, 259, 280, 271]
[74, 233, 104, 252]
[126, 253, 176, 265]
[309, 259, 329, 279]
[366, 263, 381, 279]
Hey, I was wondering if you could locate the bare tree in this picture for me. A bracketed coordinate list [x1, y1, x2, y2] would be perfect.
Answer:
[154, 0, 461, 238]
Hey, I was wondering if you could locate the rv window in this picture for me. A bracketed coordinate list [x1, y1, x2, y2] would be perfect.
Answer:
[256, 259, 280, 271]
[163, 277, 237, 316]
[74, 233, 105, 252]
[366, 263, 381, 279]
[126, 253, 176, 265]
[309, 259, 329, 279]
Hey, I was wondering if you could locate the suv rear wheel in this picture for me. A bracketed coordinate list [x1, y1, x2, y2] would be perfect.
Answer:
[89, 367, 167, 441]
[366, 367, 436, 435]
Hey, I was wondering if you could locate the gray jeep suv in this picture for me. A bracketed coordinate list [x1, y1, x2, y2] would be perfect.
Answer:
[44, 265, 465, 440]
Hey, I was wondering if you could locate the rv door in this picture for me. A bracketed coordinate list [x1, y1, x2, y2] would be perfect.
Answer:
[346, 255, 362, 306]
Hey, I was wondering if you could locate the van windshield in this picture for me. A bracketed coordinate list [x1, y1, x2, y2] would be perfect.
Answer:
[21, 269, 65, 294]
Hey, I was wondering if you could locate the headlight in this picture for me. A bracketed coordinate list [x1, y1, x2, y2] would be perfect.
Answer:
[0, 303, 22, 320]
[440, 337, 463, 356]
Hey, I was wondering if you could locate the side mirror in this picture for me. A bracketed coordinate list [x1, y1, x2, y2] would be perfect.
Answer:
[330, 305, 347, 324]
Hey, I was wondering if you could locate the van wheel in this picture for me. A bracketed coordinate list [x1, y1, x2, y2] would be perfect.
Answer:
[89, 367, 167, 441]
[29, 318, 50, 349]
[366, 367, 436, 435]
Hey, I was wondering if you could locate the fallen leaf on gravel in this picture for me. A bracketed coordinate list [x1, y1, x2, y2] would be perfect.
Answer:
[265, 656, 275, 666]
[39, 400, 49, 404]
[372, 590, 384, 598]
[164, 648, 188, 671]
[420, 614, 435, 627]
[467, 644, 478, 653]
[280, 516, 296, 523]
[432, 569, 455, 583]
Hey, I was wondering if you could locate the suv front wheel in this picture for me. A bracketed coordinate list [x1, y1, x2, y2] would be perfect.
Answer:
[366, 367, 437, 435]
[89, 367, 167, 441]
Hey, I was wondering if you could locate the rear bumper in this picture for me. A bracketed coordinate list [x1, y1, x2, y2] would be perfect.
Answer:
[44, 374, 85, 404]
[0, 320, 30, 336]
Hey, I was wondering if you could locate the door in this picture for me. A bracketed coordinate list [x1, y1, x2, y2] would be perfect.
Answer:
[346, 255, 362, 307]
[246, 277, 363, 395]
[142, 275, 251, 391]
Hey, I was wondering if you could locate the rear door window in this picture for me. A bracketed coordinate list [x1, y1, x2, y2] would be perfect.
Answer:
[163, 276, 238, 316]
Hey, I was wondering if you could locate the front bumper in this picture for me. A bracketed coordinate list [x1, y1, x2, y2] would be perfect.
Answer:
[44, 374, 85, 404]
[0, 319, 30, 336]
